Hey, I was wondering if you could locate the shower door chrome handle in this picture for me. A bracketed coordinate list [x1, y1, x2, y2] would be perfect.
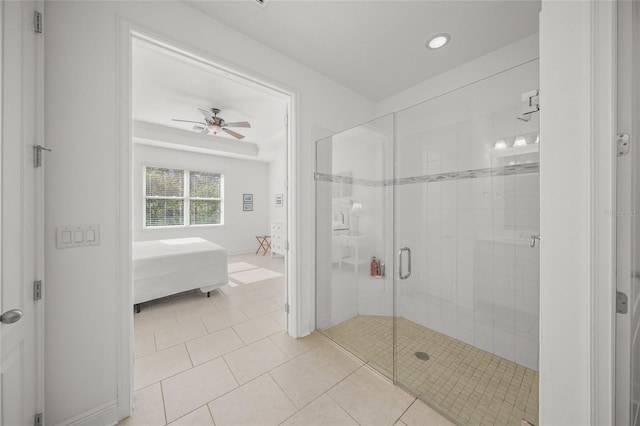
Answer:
[399, 247, 411, 280]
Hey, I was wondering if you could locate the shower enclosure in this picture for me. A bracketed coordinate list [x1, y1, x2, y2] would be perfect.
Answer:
[315, 60, 540, 426]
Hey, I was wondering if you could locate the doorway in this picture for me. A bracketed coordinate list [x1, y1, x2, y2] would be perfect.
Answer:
[119, 27, 297, 417]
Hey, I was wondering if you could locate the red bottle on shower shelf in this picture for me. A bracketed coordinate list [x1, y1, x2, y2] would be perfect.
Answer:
[370, 257, 378, 276]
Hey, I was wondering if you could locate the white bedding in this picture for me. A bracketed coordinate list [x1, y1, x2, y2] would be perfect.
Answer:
[133, 237, 228, 304]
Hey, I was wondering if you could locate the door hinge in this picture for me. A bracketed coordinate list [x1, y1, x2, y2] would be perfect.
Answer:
[34, 145, 51, 168]
[284, 303, 290, 314]
[284, 241, 289, 251]
[33, 11, 43, 34]
[617, 291, 628, 314]
[34, 280, 42, 301]
[518, 89, 540, 122]
[617, 134, 630, 157]
[34, 413, 43, 426]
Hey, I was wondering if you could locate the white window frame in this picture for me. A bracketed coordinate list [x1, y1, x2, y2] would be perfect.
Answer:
[143, 166, 224, 228]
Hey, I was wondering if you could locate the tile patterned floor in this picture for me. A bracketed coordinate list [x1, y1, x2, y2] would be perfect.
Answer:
[323, 315, 539, 426]
[120, 253, 451, 426]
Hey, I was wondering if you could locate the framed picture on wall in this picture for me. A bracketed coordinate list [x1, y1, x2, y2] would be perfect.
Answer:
[243, 194, 253, 202]
[243, 203, 253, 212]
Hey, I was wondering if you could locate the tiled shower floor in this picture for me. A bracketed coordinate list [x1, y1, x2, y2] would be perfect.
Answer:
[323, 315, 538, 426]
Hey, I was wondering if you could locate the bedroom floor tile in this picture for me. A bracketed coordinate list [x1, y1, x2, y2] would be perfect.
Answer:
[172, 298, 219, 323]
[134, 344, 192, 391]
[269, 330, 324, 359]
[208, 373, 297, 426]
[270, 309, 287, 327]
[162, 357, 238, 423]
[223, 337, 289, 384]
[168, 406, 214, 425]
[280, 394, 358, 426]
[327, 366, 415, 426]
[232, 314, 284, 344]
[237, 298, 282, 319]
[186, 327, 244, 366]
[210, 291, 250, 311]
[134, 308, 178, 334]
[269, 342, 362, 408]
[119, 383, 166, 426]
[124, 254, 451, 426]
[400, 399, 455, 426]
[154, 318, 208, 351]
[134, 330, 156, 359]
[200, 307, 249, 333]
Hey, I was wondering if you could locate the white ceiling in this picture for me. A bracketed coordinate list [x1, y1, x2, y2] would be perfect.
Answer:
[132, 37, 288, 162]
[132, 1, 539, 161]
[185, 0, 541, 102]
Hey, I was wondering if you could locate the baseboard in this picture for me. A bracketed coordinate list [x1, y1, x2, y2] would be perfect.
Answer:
[227, 248, 264, 255]
[55, 400, 119, 426]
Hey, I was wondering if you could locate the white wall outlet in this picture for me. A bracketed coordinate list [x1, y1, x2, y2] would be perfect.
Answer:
[56, 225, 100, 249]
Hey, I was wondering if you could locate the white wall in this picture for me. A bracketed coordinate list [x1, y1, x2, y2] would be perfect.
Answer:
[44, 1, 374, 424]
[133, 143, 269, 253]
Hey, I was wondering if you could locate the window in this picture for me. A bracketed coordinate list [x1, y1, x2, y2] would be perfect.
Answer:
[145, 166, 223, 227]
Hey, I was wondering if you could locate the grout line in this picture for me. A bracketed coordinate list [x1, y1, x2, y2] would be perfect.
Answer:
[183, 341, 195, 367]
[267, 371, 298, 416]
[207, 403, 217, 426]
[325, 391, 363, 425]
[159, 381, 169, 425]
[220, 355, 241, 387]
[394, 397, 419, 426]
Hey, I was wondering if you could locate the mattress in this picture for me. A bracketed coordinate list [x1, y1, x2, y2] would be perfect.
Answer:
[133, 237, 228, 304]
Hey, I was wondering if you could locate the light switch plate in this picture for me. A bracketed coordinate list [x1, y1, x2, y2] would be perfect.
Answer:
[56, 225, 100, 249]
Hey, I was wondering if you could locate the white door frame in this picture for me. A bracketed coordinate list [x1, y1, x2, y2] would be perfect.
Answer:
[116, 19, 300, 419]
[589, 1, 617, 424]
[615, 0, 639, 424]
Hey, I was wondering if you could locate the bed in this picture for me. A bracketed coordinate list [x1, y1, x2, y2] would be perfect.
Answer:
[133, 237, 228, 311]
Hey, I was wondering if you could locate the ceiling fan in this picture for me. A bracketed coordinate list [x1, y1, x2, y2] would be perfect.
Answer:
[172, 107, 251, 140]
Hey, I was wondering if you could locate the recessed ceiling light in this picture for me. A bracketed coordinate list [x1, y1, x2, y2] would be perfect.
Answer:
[426, 34, 450, 50]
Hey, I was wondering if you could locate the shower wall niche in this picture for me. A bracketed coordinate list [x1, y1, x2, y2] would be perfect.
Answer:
[316, 60, 540, 425]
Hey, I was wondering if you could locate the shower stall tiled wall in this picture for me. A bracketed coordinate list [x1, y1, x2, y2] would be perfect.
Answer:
[316, 60, 540, 425]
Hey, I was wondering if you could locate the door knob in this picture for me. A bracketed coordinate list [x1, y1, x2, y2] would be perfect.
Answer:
[0, 309, 23, 324]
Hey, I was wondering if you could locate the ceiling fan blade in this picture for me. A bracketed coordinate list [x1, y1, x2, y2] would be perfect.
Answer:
[224, 121, 251, 128]
[222, 128, 245, 140]
[198, 108, 213, 120]
[173, 119, 207, 125]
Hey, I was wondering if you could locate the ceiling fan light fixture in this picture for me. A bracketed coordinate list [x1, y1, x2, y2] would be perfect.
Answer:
[426, 33, 450, 50]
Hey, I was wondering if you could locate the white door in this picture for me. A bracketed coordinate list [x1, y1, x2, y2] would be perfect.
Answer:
[0, 1, 44, 425]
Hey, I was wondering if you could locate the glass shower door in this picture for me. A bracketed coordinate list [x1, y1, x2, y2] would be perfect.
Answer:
[393, 61, 540, 425]
[315, 114, 395, 379]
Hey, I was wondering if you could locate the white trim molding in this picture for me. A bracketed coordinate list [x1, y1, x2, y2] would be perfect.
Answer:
[55, 400, 119, 426]
[589, 1, 617, 425]
[539, 0, 617, 423]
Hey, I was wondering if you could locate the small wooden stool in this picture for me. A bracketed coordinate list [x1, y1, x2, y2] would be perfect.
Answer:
[255, 235, 271, 256]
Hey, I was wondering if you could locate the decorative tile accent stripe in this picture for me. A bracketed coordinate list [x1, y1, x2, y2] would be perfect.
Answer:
[314, 173, 379, 187]
[315, 162, 539, 187]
